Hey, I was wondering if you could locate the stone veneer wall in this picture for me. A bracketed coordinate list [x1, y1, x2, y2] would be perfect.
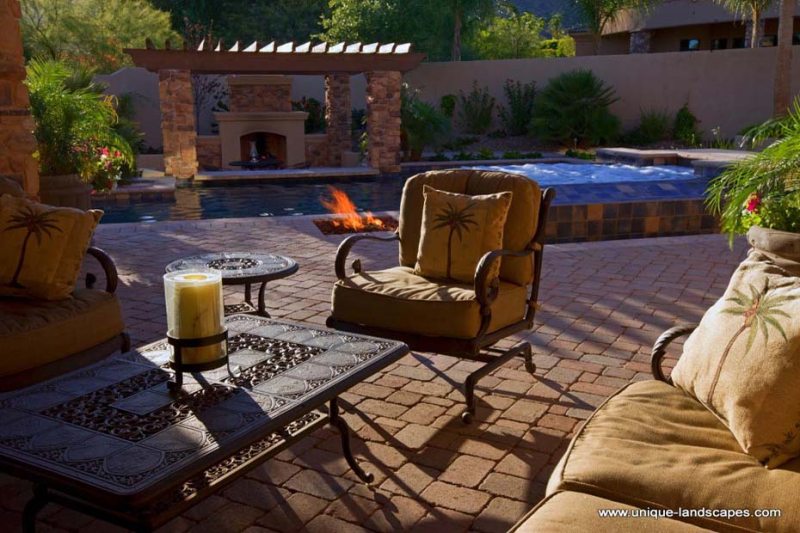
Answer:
[325, 73, 351, 167]
[196, 136, 222, 169]
[0, 0, 39, 196]
[365, 71, 402, 173]
[305, 134, 331, 168]
[158, 70, 197, 179]
[229, 76, 292, 113]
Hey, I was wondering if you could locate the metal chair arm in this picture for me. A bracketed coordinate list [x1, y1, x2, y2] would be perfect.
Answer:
[84, 246, 119, 294]
[651, 324, 698, 383]
[473, 247, 538, 307]
[334, 232, 401, 280]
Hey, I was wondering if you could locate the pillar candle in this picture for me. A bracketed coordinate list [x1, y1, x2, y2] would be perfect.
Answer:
[164, 271, 225, 364]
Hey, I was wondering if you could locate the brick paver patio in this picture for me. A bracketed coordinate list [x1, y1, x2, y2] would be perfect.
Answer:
[0, 215, 748, 532]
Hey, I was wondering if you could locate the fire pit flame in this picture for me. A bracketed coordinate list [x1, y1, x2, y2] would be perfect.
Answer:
[321, 187, 385, 231]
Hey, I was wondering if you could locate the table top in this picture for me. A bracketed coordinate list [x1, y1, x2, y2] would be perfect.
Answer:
[165, 252, 298, 283]
[0, 315, 407, 512]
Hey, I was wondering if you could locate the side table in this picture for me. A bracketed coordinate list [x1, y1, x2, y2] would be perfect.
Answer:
[165, 252, 298, 317]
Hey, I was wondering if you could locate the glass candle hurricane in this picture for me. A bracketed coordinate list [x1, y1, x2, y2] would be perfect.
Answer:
[164, 270, 226, 365]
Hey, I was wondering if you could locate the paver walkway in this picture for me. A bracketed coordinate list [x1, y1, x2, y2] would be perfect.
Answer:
[0, 215, 748, 532]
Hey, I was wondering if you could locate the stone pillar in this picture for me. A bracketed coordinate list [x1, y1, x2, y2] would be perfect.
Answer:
[325, 73, 352, 167]
[158, 69, 197, 179]
[0, 0, 39, 197]
[228, 75, 292, 112]
[365, 71, 402, 174]
[629, 31, 652, 54]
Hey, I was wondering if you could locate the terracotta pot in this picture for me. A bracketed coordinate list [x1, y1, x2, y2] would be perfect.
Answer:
[747, 226, 800, 275]
[38, 174, 92, 210]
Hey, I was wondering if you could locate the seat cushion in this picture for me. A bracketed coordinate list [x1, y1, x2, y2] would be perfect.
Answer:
[416, 185, 512, 283]
[331, 266, 528, 339]
[512, 491, 714, 532]
[548, 380, 799, 532]
[0, 289, 125, 377]
[399, 170, 541, 286]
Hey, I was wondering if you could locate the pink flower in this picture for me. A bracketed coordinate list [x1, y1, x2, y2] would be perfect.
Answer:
[745, 193, 761, 213]
[100, 147, 110, 156]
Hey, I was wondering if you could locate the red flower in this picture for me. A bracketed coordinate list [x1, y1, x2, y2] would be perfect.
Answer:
[745, 193, 761, 213]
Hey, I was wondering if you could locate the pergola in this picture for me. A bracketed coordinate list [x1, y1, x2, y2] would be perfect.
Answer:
[126, 41, 426, 177]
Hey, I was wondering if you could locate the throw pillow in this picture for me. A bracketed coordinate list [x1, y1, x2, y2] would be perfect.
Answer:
[0, 195, 103, 300]
[671, 249, 800, 468]
[415, 185, 512, 284]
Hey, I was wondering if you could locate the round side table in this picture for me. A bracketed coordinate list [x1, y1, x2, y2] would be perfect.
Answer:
[165, 252, 298, 317]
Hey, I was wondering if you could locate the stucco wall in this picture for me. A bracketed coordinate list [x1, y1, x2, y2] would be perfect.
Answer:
[404, 47, 800, 138]
[102, 47, 799, 148]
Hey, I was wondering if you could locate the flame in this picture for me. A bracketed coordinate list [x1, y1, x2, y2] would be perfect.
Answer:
[321, 187, 384, 231]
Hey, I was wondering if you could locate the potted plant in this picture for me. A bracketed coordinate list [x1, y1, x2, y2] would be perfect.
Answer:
[25, 59, 133, 209]
[707, 102, 800, 262]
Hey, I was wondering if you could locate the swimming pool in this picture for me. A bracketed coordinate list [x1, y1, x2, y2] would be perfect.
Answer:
[96, 163, 706, 224]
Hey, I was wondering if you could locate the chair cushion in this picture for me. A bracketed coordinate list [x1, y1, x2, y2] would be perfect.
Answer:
[0, 289, 124, 377]
[512, 491, 714, 532]
[416, 185, 512, 283]
[331, 266, 528, 339]
[671, 249, 800, 468]
[548, 380, 799, 532]
[399, 170, 541, 286]
[0, 195, 102, 300]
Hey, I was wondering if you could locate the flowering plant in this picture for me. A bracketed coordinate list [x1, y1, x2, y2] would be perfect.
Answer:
[92, 147, 126, 192]
[708, 101, 800, 244]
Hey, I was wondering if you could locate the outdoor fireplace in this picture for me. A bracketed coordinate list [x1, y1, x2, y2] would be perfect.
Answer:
[240, 132, 287, 164]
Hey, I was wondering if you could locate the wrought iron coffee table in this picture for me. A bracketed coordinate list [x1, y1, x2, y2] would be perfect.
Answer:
[0, 315, 408, 532]
[165, 252, 298, 317]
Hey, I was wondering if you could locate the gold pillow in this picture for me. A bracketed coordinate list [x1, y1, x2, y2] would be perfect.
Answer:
[415, 185, 512, 283]
[0, 195, 103, 300]
[671, 249, 800, 468]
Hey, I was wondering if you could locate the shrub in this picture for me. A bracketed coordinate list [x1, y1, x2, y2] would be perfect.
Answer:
[457, 82, 495, 135]
[530, 70, 620, 146]
[25, 59, 133, 182]
[524, 151, 543, 159]
[565, 149, 595, 160]
[454, 150, 475, 161]
[429, 151, 450, 161]
[292, 97, 326, 134]
[502, 150, 523, 159]
[498, 79, 536, 136]
[401, 85, 451, 161]
[627, 109, 671, 145]
[476, 148, 495, 160]
[440, 94, 457, 118]
[674, 104, 701, 146]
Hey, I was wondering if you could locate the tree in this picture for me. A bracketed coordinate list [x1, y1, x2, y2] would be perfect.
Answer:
[713, 0, 774, 48]
[472, 8, 547, 59]
[446, 0, 495, 61]
[574, 0, 657, 54]
[21, 0, 178, 74]
[774, 0, 796, 115]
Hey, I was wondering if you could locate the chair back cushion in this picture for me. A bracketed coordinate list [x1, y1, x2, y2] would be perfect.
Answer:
[415, 185, 512, 283]
[399, 170, 541, 286]
[0, 195, 103, 300]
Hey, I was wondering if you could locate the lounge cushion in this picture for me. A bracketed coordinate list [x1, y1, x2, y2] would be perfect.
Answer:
[548, 380, 798, 532]
[331, 266, 528, 339]
[0, 288, 124, 377]
[512, 491, 714, 532]
[415, 185, 512, 283]
[399, 170, 541, 286]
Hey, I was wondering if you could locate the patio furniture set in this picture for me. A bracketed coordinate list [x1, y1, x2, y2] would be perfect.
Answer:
[2, 171, 799, 532]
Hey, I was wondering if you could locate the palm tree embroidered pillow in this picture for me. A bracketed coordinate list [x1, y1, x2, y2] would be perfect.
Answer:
[671, 250, 800, 468]
[415, 185, 512, 283]
[0, 195, 102, 300]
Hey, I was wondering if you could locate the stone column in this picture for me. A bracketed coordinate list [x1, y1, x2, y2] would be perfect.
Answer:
[325, 73, 352, 167]
[158, 69, 197, 179]
[0, 0, 39, 197]
[365, 71, 402, 174]
[629, 31, 652, 54]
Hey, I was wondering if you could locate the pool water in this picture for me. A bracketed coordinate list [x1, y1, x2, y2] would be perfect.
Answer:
[97, 164, 702, 224]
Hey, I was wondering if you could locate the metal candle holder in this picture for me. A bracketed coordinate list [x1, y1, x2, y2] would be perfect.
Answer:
[166, 329, 230, 392]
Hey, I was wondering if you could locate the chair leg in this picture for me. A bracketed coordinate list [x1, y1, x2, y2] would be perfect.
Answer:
[120, 332, 131, 353]
[461, 342, 535, 424]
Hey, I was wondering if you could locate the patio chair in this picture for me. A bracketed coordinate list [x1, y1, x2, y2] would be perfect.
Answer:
[327, 169, 555, 422]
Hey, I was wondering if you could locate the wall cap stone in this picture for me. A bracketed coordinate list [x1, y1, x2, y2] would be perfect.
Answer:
[228, 75, 293, 86]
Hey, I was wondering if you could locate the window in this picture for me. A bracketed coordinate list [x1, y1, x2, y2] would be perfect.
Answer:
[712, 38, 728, 50]
[680, 39, 701, 52]
[793, 33, 800, 45]
[760, 35, 778, 47]
[732, 37, 746, 49]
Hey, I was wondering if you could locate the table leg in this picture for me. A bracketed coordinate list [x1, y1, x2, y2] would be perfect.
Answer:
[328, 399, 374, 483]
[256, 281, 270, 317]
[22, 483, 48, 533]
[244, 283, 252, 307]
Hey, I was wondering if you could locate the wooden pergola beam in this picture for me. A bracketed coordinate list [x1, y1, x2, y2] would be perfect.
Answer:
[125, 46, 425, 75]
